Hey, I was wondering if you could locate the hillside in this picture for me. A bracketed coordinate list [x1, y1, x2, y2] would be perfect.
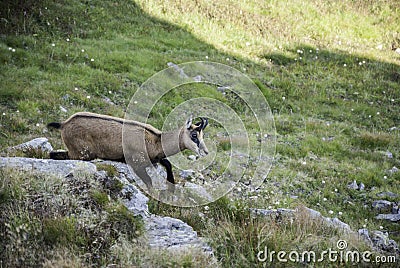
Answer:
[1, 0, 400, 267]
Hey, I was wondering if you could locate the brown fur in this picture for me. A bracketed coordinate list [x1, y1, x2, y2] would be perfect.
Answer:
[49, 112, 208, 162]
[48, 112, 209, 189]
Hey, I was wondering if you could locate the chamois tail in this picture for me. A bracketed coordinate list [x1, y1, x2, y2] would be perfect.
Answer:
[47, 122, 62, 129]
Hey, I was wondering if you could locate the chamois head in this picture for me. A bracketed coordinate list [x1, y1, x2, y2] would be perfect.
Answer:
[182, 116, 209, 157]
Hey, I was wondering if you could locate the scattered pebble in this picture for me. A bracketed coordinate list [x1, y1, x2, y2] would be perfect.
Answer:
[347, 180, 358, 190]
[359, 183, 365, 191]
[59, 106, 67, 113]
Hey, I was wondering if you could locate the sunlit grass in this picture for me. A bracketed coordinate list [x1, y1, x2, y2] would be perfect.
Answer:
[0, 0, 399, 266]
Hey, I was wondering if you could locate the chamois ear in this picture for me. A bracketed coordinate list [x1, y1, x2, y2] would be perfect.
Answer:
[195, 117, 208, 130]
[185, 115, 193, 129]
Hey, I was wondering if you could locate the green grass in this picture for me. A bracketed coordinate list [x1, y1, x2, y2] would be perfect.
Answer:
[1, 0, 400, 267]
[0, 168, 144, 267]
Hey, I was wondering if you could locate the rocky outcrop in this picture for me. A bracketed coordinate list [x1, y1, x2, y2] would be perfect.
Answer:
[251, 207, 399, 256]
[0, 156, 212, 253]
[9, 137, 53, 153]
[250, 207, 351, 232]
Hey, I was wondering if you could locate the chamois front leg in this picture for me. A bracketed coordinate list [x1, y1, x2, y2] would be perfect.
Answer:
[159, 158, 174, 184]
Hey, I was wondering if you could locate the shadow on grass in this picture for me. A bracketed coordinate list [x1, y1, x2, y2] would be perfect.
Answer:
[261, 44, 399, 129]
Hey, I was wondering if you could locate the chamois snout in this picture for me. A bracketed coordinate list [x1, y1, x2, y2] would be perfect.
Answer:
[183, 116, 209, 157]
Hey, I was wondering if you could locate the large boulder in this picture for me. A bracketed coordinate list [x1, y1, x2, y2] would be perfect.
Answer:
[0, 156, 212, 253]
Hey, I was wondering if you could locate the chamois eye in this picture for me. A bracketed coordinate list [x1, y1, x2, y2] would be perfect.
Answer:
[191, 133, 198, 139]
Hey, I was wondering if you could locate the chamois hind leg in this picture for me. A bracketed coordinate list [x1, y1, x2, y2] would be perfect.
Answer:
[49, 150, 69, 160]
[132, 166, 153, 191]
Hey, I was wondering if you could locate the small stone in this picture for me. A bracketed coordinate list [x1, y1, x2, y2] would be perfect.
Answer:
[193, 75, 202, 82]
[375, 214, 400, 222]
[370, 231, 400, 255]
[372, 200, 392, 211]
[359, 182, 365, 191]
[59, 105, 67, 113]
[347, 180, 358, 190]
[358, 228, 372, 245]
[392, 204, 399, 214]
[188, 155, 197, 161]
[389, 166, 399, 174]
[376, 191, 398, 199]
[179, 169, 195, 179]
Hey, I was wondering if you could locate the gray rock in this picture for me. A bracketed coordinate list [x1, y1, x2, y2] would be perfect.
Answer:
[11, 137, 53, 153]
[325, 217, 351, 231]
[375, 214, 400, 222]
[359, 228, 400, 256]
[385, 151, 393, 159]
[251, 207, 351, 232]
[103, 96, 115, 105]
[192, 75, 203, 82]
[59, 105, 68, 113]
[0, 156, 212, 253]
[144, 215, 212, 252]
[180, 169, 196, 179]
[347, 180, 358, 190]
[188, 155, 197, 161]
[358, 228, 373, 246]
[301, 207, 351, 232]
[376, 191, 398, 199]
[250, 208, 295, 217]
[217, 86, 230, 93]
[167, 62, 189, 78]
[370, 231, 400, 255]
[303, 207, 322, 218]
[372, 200, 392, 211]
[392, 204, 399, 214]
[389, 166, 399, 174]
[359, 182, 365, 191]
[0, 157, 96, 177]
[183, 182, 213, 202]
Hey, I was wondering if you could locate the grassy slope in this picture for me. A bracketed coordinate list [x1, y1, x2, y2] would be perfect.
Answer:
[1, 0, 400, 267]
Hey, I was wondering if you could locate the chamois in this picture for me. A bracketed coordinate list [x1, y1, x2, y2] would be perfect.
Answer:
[47, 112, 209, 190]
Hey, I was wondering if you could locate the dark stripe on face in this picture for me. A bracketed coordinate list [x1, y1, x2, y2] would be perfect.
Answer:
[190, 130, 200, 147]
